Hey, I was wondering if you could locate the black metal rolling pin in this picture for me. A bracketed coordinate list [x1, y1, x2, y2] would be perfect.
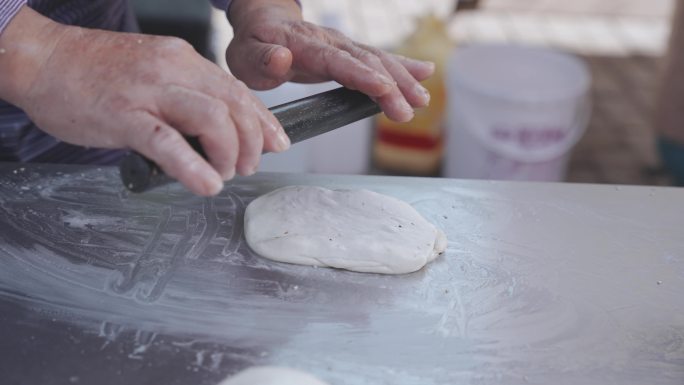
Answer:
[119, 87, 381, 193]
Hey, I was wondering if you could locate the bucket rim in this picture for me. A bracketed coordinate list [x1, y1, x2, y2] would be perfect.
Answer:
[447, 43, 592, 105]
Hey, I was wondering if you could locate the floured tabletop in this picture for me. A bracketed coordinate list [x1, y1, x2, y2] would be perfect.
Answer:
[0, 163, 682, 385]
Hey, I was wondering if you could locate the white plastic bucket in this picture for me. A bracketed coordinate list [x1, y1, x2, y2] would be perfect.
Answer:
[444, 44, 591, 181]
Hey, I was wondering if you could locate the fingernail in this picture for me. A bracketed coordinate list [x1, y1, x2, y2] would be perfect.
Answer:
[399, 100, 414, 122]
[205, 174, 224, 195]
[277, 131, 291, 151]
[403, 100, 414, 114]
[240, 163, 258, 176]
[268, 121, 279, 133]
[416, 84, 431, 105]
[223, 167, 236, 180]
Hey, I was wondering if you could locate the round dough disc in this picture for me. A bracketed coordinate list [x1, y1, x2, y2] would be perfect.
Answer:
[218, 366, 329, 385]
[244, 186, 446, 274]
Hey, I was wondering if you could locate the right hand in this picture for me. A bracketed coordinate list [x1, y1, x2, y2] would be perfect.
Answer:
[0, 7, 290, 196]
[226, 0, 434, 123]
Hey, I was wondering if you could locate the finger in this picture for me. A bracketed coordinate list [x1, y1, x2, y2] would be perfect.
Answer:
[259, 105, 291, 154]
[221, 80, 266, 176]
[242, 88, 290, 155]
[357, 43, 431, 108]
[157, 85, 239, 180]
[126, 113, 223, 196]
[196, 65, 290, 157]
[392, 54, 436, 81]
[226, 37, 294, 90]
[340, 43, 416, 122]
[290, 42, 395, 98]
[187, 57, 290, 157]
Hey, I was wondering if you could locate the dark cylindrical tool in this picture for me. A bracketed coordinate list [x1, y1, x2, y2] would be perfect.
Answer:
[119, 87, 381, 193]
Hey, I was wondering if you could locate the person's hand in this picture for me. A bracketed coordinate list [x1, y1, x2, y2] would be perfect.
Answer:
[226, 0, 435, 123]
[0, 7, 290, 196]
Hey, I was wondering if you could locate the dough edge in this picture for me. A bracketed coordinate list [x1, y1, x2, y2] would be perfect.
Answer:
[244, 186, 447, 274]
[218, 366, 329, 385]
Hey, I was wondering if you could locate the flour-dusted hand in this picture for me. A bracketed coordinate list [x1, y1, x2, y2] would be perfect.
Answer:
[226, 0, 435, 122]
[0, 7, 290, 196]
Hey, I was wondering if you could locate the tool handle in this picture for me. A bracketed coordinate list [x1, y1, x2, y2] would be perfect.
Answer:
[119, 87, 381, 193]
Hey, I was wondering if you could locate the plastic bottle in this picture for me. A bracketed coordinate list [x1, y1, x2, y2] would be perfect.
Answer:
[373, 16, 453, 176]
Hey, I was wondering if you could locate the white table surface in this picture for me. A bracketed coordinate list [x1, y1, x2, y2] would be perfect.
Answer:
[0, 163, 682, 384]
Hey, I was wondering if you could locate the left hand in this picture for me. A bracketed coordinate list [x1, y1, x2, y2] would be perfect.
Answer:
[226, 0, 435, 122]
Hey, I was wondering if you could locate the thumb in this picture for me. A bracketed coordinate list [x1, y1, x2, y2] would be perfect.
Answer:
[227, 38, 293, 90]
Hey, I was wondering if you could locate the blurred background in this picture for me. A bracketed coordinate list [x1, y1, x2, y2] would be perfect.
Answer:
[131, 0, 683, 186]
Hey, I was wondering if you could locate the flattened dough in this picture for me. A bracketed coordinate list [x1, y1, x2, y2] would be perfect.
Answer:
[219, 366, 329, 385]
[244, 186, 447, 274]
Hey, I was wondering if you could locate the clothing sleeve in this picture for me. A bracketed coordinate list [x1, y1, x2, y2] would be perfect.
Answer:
[0, 0, 26, 35]
[209, 0, 230, 11]
[209, 0, 301, 14]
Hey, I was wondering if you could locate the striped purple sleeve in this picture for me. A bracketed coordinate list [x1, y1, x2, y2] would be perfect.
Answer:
[0, 0, 26, 36]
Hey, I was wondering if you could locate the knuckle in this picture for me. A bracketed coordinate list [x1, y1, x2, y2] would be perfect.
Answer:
[290, 21, 315, 36]
[205, 100, 229, 123]
[235, 101, 252, 117]
[228, 82, 254, 109]
[337, 50, 353, 60]
[224, 77, 248, 96]
[292, 21, 332, 42]
[359, 51, 383, 67]
[371, 47, 386, 57]
[322, 27, 346, 41]
[392, 53, 408, 62]
[236, 119, 260, 144]
[324, 49, 350, 62]
[233, 114, 260, 139]
[359, 43, 383, 56]
[236, 94, 253, 110]
[160, 36, 194, 53]
[232, 79, 250, 92]
[361, 47, 387, 64]
[148, 124, 182, 154]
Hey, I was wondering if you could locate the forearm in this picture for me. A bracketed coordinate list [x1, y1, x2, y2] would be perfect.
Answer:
[0, 6, 66, 107]
[228, 0, 302, 29]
